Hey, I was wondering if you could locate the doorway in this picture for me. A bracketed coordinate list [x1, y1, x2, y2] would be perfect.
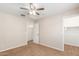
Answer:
[64, 15, 79, 46]
[32, 21, 40, 44]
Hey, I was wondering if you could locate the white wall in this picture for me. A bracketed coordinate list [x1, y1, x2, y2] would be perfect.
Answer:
[64, 16, 79, 27]
[39, 15, 64, 51]
[0, 12, 31, 52]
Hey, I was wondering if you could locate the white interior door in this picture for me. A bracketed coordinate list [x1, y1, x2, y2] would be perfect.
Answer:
[32, 22, 39, 44]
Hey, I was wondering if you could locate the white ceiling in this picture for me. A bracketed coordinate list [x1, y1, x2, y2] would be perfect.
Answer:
[0, 3, 79, 19]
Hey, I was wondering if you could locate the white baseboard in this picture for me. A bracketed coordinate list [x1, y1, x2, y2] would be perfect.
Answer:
[0, 42, 65, 52]
[39, 42, 64, 51]
[65, 43, 79, 47]
[0, 42, 27, 52]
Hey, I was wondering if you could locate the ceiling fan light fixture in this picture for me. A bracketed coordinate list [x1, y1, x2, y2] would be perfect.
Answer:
[29, 11, 33, 15]
[29, 10, 37, 15]
[32, 10, 37, 15]
[20, 3, 45, 16]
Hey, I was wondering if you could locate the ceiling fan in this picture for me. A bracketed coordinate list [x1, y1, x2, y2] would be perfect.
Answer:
[20, 3, 45, 16]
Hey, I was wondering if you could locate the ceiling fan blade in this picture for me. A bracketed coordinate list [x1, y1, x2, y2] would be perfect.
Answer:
[20, 7, 28, 10]
[37, 8, 44, 10]
[36, 12, 40, 15]
[20, 14, 26, 16]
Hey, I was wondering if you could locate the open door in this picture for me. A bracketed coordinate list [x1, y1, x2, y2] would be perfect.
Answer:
[32, 22, 39, 44]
